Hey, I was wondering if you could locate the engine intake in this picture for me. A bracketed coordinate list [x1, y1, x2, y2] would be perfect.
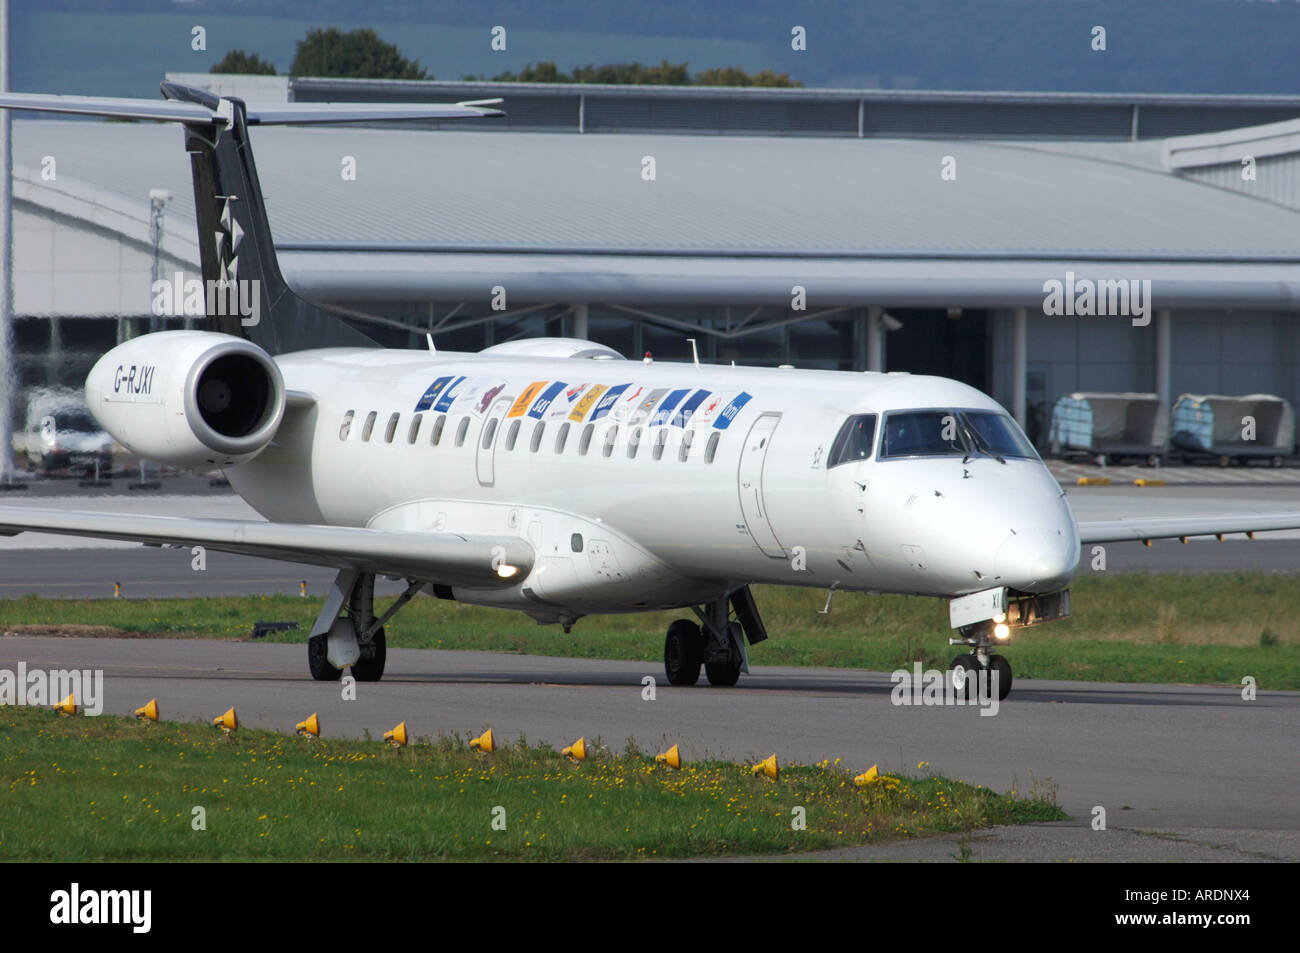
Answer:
[86, 331, 285, 468]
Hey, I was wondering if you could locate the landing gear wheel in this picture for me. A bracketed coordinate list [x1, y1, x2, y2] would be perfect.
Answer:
[948, 654, 982, 698]
[664, 619, 703, 686]
[704, 622, 745, 687]
[705, 656, 742, 687]
[308, 633, 342, 682]
[988, 655, 1013, 701]
[351, 627, 386, 682]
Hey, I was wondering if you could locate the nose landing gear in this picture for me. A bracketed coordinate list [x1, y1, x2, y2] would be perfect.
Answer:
[948, 622, 1013, 700]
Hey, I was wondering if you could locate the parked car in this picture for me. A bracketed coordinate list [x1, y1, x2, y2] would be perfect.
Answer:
[23, 403, 113, 476]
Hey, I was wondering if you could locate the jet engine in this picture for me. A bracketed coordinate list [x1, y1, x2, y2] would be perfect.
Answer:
[84, 331, 285, 469]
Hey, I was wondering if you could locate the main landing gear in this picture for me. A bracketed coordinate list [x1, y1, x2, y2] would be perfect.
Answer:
[307, 570, 425, 683]
[663, 586, 768, 688]
[947, 621, 1013, 701]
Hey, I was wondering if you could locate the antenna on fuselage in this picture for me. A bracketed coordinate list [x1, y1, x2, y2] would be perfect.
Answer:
[426, 333, 437, 354]
[687, 338, 700, 366]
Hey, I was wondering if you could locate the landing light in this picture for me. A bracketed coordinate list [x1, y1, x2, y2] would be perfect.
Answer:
[993, 612, 1006, 624]
[496, 564, 518, 579]
[993, 623, 1011, 640]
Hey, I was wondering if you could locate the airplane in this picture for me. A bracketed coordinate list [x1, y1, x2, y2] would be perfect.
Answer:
[3, 83, 1300, 700]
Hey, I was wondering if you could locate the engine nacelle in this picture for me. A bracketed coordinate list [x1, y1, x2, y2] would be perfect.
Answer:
[85, 331, 285, 469]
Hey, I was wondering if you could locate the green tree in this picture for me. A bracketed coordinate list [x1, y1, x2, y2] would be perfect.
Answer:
[694, 67, 802, 88]
[492, 61, 568, 83]
[289, 28, 428, 80]
[492, 60, 800, 87]
[210, 50, 277, 75]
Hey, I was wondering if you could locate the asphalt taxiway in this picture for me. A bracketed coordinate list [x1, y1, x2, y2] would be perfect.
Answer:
[2, 636, 1295, 862]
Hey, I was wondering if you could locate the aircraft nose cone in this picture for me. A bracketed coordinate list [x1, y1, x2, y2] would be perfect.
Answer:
[995, 528, 1078, 592]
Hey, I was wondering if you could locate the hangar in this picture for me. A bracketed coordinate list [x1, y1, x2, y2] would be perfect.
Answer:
[8, 76, 1300, 446]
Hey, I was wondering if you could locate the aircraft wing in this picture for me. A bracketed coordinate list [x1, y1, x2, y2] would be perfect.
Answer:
[0, 508, 532, 590]
[1077, 513, 1300, 545]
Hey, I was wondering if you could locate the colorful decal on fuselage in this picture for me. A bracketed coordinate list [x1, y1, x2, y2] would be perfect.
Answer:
[508, 381, 548, 417]
[590, 383, 632, 422]
[528, 380, 568, 419]
[431, 376, 468, 413]
[712, 392, 752, 429]
[415, 376, 455, 412]
[551, 383, 589, 418]
[630, 388, 668, 425]
[476, 381, 508, 414]
[650, 388, 691, 427]
[672, 389, 712, 427]
[569, 384, 608, 422]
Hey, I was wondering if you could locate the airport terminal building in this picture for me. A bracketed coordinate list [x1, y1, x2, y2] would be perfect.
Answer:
[9, 77, 1300, 445]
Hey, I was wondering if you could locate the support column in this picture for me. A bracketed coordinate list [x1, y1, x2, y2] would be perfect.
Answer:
[1156, 309, 1172, 407]
[571, 303, 588, 340]
[866, 306, 883, 372]
[1012, 307, 1028, 428]
[0, 0, 14, 479]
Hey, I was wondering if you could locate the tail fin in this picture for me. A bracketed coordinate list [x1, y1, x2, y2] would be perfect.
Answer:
[160, 82, 374, 353]
[0, 85, 504, 355]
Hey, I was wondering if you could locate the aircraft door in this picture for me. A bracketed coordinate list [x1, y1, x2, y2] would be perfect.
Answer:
[476, 396, 512, 487]
[737, 413, 786, 558]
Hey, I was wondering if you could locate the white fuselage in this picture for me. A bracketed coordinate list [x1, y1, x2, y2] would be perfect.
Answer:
[226, 347, 1080, 622]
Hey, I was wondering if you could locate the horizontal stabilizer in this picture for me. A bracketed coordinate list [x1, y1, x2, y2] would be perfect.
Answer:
[0, 92, 218, 124]
[0, 90, 504, 125]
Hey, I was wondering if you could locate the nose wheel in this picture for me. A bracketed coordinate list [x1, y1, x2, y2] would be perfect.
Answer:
[948, 622, 1013, 700]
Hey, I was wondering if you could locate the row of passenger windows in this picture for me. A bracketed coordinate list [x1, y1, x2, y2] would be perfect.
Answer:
[338, 409, 724, 463]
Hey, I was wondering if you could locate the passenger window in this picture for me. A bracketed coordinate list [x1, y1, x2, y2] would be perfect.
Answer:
[504, 419, 520, 451]
[339, 410, 354, 441]
[455, 417, 470, 447]
[829, 414, 878, 467]
[481, 417, 498, 449]
[407, 413, 422, 444]
[554, 421, 570, 453]
[627, 426, 642, 459]
[678, 428, 694, 462]
[430, 414, 446, 446]
[705, 431, 720, 463]
[384, 413, 399, 443]
[653, 428, 668, 460]
[603, 425, 618, 458]
[579, 423, 595, 456]
[361, 411, 377, 442]
[530, 421, 545, 452]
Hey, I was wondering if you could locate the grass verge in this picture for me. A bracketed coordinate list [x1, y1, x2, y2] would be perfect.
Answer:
[2, 572, 1298, 688]
[0, 707, 1063, 861]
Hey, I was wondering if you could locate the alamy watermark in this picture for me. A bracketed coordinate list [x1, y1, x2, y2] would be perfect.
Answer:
[890, 662, 1000, 717]
[1042, 271, 1152, 327]
[151, 272, 261, 327]
[0, 663, 103, 715]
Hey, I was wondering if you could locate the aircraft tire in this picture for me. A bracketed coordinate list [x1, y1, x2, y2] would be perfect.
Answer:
[988, 655, 1013, 700]
[308, 633, 342, 681]
[704, 657, 741, 687]
[664, 619, 703, 686]
[947, 654, 981, 699]
[352, 628, 387, 682]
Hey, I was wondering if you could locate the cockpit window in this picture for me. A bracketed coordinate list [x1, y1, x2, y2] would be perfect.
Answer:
[962, 411, 1038, 459]
[881, 411, 965, 458]
[827, 414, 877, 467]
[880, 409, 1038, 460]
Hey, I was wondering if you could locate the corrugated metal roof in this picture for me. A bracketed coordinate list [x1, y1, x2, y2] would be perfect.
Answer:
[12, 118, 1300, 307]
